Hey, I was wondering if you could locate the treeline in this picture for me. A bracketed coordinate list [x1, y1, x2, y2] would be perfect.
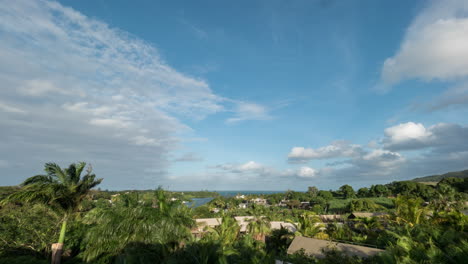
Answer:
[1, 162, 467, 264]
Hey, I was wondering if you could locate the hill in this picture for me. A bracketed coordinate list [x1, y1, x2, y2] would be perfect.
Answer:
[412, 170, 468, 183]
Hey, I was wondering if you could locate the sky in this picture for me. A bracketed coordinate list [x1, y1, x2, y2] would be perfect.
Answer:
[1, 0, 468, 191]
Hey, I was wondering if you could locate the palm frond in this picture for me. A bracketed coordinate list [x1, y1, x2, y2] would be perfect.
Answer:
[22, 174, 54, 186]
[44, 163, 68, 184]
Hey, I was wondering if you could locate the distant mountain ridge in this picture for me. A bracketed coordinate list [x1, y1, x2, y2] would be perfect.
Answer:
[412, 170, 468, 183]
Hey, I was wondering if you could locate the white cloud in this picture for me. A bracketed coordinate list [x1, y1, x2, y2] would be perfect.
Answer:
[383, 122, 432, 145]
[288, 140, 364, 163]
[0, 0, 243, 188]
[214, 161, 319, 180]
[380, 0, 468, 86]
[216, 161, 266, 174]
[226, 102, 272, 124]
[383, 122, 468, 151]
[0, 102, 27, 114]
[296, 166, 317, 178]
[19, 79, 77, 97]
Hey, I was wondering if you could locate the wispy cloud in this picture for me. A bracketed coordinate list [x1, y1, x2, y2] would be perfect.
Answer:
[226, 101, 273, 124]
[0, 0, 273, 188]
[174, 152, 203, 162]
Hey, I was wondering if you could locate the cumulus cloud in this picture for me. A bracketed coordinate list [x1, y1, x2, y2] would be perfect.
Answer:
[290, 166, 318, 178]
[288, 121, 468, 186]
[0, 0, 268, 188]
[377, 0, 468, 110]
[380, 0, 468, 86]
[383, 122, 468, 151]
[288, 140, 364, 163]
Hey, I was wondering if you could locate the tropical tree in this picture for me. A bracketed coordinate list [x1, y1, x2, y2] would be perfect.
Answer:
[339, 185, 356, 199]
[348, 199, 384, 212]
[1, 162, 102, 264]
[247, 215, 271, 242]
[393, 195, 427, 227]
[205, 215, 240, 248]
[82, 189, 194, 263]
[289, 213, 326, 239]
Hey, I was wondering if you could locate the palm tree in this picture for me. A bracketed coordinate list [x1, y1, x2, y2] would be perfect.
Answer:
[393, 195, 427, 227]
[1, 162, 102, 264]
[289, 213, 325, 238]
[247, 215, 271, 242]
[205, 215, 240, 248]
[82, 189, 194, 262]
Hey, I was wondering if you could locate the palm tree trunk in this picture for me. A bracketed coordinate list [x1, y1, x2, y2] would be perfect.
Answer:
[51, 219, 67, 264]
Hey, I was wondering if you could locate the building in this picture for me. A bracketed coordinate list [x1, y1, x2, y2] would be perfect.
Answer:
[318, 214, 344, 222]
[347, 212, 388, 220]
[251, 198, 267, 205]
[287, 236, 384, 258]
[234, 216, 255, 232]
[192, 218, 222, 236]
[238, 203, 248, 209]
[270, 221, 297, 233]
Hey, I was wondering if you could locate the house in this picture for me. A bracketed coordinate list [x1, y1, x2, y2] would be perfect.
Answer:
[192, 218, 222, 236]
[234, 216, 255, 232]
[287, 236, 384, 258]
[318, 215, 344, 222]
[251, 198, 267, 205]
[238, 203, 248, 209]
[278, 200, 289, 207]
[235, 194, 246, 199]
[300, 202, 310, 209]
[270, 221, 297, 233]
[348, 212, 388, 220]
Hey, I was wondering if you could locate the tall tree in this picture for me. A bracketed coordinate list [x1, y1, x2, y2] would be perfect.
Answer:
[307, 186, 319, 197]
[339, 184, 356, 199]
[1, 162, 102, 264]
[82, 189, 194, 262]
[247, 216, 271, 242]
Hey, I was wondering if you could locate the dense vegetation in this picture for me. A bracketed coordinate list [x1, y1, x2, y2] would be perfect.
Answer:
[412, 169, 468, 183]
[1, 163, 467, 263]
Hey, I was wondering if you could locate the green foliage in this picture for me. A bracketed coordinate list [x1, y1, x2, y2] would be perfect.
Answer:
[357, 187, 369, 198]
[0, 203, 59, 257]
[348, 199, 384, 212]
[2, 164, 468, 264]
[318, 190, 333, 200]
[81, 191, 194, 262]
[369, 184, 389, 197]
[339, 185, 356, 199]
[412, 169, 468, 183]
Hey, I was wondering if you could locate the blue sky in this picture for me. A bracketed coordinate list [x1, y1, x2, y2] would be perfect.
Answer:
[1, 0, 468, 190]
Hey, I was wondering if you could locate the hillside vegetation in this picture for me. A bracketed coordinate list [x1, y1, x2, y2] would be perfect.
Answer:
[1, 163, 467, 264]
[412, 169, 468, 183]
